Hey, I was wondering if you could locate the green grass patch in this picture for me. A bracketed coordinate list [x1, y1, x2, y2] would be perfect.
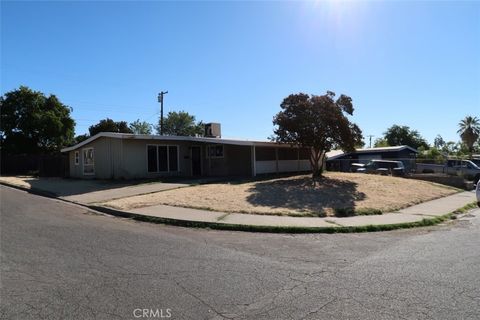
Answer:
[451, 201, 478, 215]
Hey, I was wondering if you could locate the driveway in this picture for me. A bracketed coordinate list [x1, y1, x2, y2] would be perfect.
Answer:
[0, 176, 189, 204]
[1, 185, 479, 319]
[61, 181, 189, 203]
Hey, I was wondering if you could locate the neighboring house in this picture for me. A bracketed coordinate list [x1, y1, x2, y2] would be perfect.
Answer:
[61, 132, 312, 179]
[326, 145, 418, 172]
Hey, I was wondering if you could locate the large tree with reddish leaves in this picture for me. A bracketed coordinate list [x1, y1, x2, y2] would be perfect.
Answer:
[273, 91, 363, 178]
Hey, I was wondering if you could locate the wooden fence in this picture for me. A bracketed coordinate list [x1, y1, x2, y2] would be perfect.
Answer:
[1, 154, 69, 177]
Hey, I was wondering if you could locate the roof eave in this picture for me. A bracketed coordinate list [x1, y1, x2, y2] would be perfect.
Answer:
[60, 132, 303, 152]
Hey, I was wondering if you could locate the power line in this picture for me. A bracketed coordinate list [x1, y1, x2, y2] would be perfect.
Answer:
[66, 102, 157, 112]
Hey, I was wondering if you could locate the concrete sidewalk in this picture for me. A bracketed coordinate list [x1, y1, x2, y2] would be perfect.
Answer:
[1, 176, 477, 232]
[127, 191, 476, 228]
[61, 182, 187, 203]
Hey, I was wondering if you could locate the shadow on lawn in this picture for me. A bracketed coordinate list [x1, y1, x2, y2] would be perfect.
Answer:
[246, 176, 366, 216]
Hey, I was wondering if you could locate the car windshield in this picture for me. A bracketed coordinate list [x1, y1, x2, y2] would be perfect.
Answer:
[365, 161, 376, 168]
[466, 161, 480, 170]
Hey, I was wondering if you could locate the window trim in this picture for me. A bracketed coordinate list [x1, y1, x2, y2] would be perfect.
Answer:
[206, 145, 224, 159]
[146, 144, 180, 173]
[74, 151, 79, 166]
[82, 147, 95, 176]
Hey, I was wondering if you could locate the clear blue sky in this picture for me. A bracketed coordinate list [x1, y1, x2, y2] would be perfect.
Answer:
[2, 1, 479, 145]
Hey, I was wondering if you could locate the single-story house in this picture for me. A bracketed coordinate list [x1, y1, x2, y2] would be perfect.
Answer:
[326, 145, 418, 172]
[61, 132, 312, 179]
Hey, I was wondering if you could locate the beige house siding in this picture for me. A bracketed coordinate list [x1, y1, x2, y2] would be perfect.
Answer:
[68, 138, 251, 179]
[119, 139, 191, 179]
[69, 137, 113, 179]
[65, 134, 311, 180]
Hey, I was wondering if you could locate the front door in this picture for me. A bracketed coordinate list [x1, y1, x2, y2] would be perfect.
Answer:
[191, 146, 201, 176]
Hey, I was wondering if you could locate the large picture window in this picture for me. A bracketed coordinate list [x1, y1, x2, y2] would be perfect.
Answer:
[169, 146, 178, 172]
[147, 145, 179, 173]
[147, 146, 158, 172]
[158, 146, 168, 172]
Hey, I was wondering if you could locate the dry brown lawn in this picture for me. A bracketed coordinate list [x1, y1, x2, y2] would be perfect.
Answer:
[100, 172, 459, 216]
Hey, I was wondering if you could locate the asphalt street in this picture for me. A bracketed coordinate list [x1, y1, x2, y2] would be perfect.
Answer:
[1, 185, 479, 320]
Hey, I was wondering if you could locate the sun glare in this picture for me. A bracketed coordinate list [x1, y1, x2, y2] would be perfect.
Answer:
[298, 0, 368, 43]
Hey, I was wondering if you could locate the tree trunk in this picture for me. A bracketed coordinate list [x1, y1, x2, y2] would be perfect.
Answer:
[310, 148, 325, 180]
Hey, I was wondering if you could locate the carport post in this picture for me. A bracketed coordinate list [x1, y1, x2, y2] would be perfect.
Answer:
[275, 148, 279, 174]
[251, 145, 256, 177]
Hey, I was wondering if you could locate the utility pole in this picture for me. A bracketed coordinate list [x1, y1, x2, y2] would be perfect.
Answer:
[158, 91, 168, 135]
[367, 135, 374, 148]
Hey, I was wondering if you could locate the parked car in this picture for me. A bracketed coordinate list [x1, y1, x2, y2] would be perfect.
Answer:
[445, 160, 480, 184]
[353, 160, 405, 176]
[470, 158, 480, 167]
[350, 163, 365, 172]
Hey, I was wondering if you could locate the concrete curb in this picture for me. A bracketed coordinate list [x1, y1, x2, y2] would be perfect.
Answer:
[1, 181, 476, 234]
[87, 205, 456, 233]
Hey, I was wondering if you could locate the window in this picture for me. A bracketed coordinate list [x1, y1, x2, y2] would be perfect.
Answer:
[207, 145, 224, 158]
[158, 146, 168, 172]
[147, 145, 179, 173]
[74, 151, 79, 165]
[83, 148, 94, 175]
[169, 146, 178, 171]
[147, 146, 158, 173]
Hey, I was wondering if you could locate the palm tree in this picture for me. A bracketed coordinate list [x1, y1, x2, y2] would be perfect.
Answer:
[457, 116, 480, 155]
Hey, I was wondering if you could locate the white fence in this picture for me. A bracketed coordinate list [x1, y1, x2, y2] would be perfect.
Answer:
[255, 160, 311, 175]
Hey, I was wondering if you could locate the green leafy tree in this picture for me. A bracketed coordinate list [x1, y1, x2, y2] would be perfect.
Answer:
[382, 125, 429, 150]
[159, 111, 204, 136]
[355, 141, 366, 149]
[88, 118, 133, 136]
[73, 134, 90, 145]
[273, 91, 363, 178]
[433, 135, 445, 149]
[416, 146, 445, 164]
[442, 141, 460, 155]
[129, 119, 152, 134]
[373, 138, 390, 148]
[457, 116, 480, 154]
[0, 86, 75, 154]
